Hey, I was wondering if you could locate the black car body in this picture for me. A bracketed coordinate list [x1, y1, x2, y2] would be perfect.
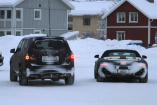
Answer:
[10, 36, 74, 85]
[94, 49, 148, 83]
[0, 51, 4, 66]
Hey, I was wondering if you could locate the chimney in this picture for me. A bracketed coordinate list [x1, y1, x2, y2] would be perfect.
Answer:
[148, 0, 154, 3]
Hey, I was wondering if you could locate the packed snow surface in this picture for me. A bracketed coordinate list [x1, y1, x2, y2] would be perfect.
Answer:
[0, 34, 157, 105]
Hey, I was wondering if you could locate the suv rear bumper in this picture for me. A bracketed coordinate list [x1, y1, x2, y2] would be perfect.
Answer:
[26, 63, 74, 79]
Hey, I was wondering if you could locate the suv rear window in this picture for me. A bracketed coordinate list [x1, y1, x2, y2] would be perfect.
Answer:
[34, 40, 65, 50]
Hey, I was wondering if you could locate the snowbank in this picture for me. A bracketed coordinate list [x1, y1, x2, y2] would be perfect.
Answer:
[0, 35, 156, 70]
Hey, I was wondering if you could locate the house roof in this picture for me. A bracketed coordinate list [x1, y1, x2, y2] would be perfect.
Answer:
[0, 0, 23, 7]
[62, 0, 75, 10]
[0, 0, 74, 9]
[69, 1, 115, 16]
[102, 0, 157, 19]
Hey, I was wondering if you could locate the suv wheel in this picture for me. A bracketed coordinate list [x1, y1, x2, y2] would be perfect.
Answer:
[65, 74, 74, 85]
[10, 63, 17, 81]
[19, 65, 28, 86]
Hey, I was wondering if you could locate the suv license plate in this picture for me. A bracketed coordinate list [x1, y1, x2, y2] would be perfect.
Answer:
[42, 56, 59, 62]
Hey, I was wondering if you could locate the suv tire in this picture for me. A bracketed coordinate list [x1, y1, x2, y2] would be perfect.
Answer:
[10, 63, 17, 81]
[19, 65, 28, 86]
[65, 74, 74, 85]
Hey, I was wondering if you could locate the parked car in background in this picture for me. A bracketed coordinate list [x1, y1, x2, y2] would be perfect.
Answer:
[10, 36, 75, 85]
[94, 49, 148, 83]
[0, 51, 4, 66]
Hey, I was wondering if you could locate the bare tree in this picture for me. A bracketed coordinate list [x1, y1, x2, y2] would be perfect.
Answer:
[97, 0, 121, 40]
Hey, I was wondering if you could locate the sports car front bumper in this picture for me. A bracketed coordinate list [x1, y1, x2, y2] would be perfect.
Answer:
[98, 62, 148, 79]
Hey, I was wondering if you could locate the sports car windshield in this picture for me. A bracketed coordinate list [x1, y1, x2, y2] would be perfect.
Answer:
[101, 50, 141, 58]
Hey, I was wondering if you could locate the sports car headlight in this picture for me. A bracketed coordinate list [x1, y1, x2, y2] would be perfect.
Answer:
[138, 64, 146, 66]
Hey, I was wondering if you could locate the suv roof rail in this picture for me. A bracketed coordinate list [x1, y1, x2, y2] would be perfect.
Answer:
[22, 36, 65, 40]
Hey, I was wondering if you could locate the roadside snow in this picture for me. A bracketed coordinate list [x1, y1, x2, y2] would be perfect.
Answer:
[0, 34, 157, 105]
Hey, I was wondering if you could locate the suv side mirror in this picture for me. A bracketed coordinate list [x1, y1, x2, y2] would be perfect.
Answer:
[10, 49, 15, 53]
[16, 48, 21, 52]
[94, 55, 99, 58]
[142, 55, 147, 59]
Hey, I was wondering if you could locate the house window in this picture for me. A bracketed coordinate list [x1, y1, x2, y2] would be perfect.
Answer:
[117, 12, 125, 23]
[16, 31, 22, 36]
[34, 9, 41, 20]
[34, 30, 41, 34]
[6, 31, 11, 35]
[83, 17, 90, 25]
[16, 9, 22, 19]
[7, 10, 12, 19]
[117, 31, 125, 41]
[68, 17, 73, 22]
[129, 12, 138, 23]
[68, 24, 73, 30]
[155, 31, 157, 43]
[0, 10, 5, 19]
[0, 31, 4, 36]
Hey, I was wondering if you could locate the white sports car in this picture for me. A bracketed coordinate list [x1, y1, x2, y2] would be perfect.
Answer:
[94, 49, 148, 83]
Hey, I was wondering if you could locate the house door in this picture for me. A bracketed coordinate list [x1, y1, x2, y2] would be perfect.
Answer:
[155, 31, 157, 43]
[117, 31, 125, 41]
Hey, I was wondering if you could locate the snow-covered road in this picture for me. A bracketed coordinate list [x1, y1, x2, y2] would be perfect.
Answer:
[0, 67, 157, 105]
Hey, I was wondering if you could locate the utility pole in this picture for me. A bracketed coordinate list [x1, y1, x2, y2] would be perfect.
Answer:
[48, 0, 51, 36]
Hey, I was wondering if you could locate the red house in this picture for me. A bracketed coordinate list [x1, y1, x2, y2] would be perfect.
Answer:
[102, 0, 157, 47]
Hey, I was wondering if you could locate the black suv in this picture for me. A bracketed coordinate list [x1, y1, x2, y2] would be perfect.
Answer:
[10, 36, 74, 85]
[0, 51, 4, 66]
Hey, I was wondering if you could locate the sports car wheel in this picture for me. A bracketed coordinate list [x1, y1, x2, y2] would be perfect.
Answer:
[139, 74, 148, 83]
[97, 74, 104, 82]
[94, 71, 98, 79]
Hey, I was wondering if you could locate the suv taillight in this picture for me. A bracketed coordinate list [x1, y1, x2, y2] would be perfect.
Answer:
[25, 54, 30, 61]
[66, 54, 74, 61]
[70, 54, 74, 61]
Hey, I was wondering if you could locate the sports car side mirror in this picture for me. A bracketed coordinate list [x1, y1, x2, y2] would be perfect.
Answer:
[10, 49, 15, 53]
[142, 55, 147, 59]
[94, 55, 99, 58]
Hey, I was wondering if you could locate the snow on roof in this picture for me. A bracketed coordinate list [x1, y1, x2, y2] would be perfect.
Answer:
[0, 0, 74, 9]
[102, 0, 157, 19]
[128, 0, 157, 19]
[69, 1, 115, 16]
[0, 0, 23, 6]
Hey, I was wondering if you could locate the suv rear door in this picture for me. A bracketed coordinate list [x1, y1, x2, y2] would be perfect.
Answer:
[31, 39, 68, 65]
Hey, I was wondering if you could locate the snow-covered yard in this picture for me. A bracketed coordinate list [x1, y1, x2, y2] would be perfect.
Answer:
[0, 35, 157, 105]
